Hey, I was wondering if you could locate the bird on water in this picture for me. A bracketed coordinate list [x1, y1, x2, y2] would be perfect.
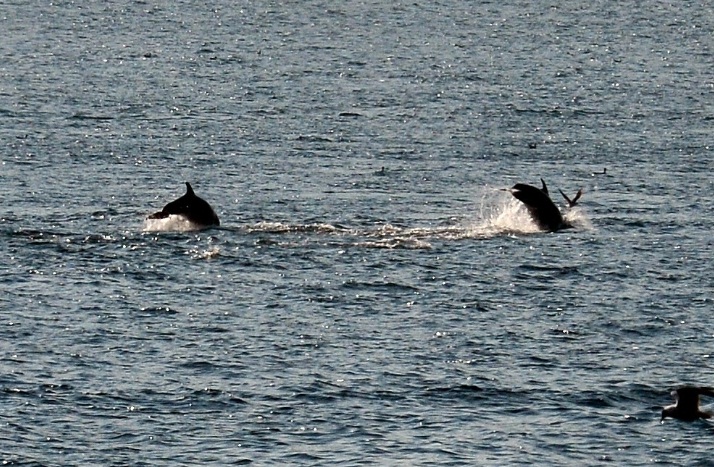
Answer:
[661, 386, 714, 422]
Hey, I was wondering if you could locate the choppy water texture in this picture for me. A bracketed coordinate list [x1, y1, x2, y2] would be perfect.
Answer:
[1, 1, 713, 465]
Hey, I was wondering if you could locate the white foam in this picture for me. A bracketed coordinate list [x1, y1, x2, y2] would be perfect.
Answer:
[563, 207, 593, 231]
[247, 221, 347, 234]
[188, 247, 221, 259]
[355, 238, 433, 249]
[143, 215, 204, 232]
[477, 193, 542, 235]
[455, 189, 542, 238]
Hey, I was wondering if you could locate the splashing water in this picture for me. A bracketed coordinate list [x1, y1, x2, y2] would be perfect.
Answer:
[563, 207, 593, 231]
[466, 187, 593, 236]
[143, 215, 205, 232]
[467, 190, 543, 237]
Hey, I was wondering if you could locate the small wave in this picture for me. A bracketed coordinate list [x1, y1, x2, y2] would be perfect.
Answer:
[354, 237, 433, 249]
[247, 221, 349, 234]
[425, 384, 485, 400]
[188, 247, 220, 259]
[363, 224, 464, 239]
[69, 112, 114, 121]
[341, 280, 420, 292]
[295, 135, 334, 143]
[139, 306, 179, 315]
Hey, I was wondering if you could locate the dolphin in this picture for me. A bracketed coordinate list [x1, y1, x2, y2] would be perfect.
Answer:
[148, 182, 220, 227]
[661, 386, 714, 422]
[510, 178, 582, 232]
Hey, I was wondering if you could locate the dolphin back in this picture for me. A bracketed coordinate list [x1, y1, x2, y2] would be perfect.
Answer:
[511, 183, 564, 231]
[148, 182, 220, 227]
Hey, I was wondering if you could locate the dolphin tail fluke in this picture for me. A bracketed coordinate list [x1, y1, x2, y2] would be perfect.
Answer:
[559, 188, 583, 208]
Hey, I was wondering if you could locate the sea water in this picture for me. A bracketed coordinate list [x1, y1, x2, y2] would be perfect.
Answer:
[1, 1, 713, 465]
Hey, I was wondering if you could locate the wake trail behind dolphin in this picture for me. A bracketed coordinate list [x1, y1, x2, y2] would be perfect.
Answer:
[238, 189, 567, 248]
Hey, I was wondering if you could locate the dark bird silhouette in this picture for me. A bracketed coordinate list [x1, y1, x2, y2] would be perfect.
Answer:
[559, 188, 583, 208]
[591, 167, 607, 176]
[148, 182, 220, 227]
[661, 386, 714, 422]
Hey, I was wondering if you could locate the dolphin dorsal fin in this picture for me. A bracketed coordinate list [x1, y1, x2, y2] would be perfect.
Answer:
[185, 182, 195, 196]
[540, 178, 549, 195]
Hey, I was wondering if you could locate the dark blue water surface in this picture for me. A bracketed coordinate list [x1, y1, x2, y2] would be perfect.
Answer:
[1, 1, 713, 465]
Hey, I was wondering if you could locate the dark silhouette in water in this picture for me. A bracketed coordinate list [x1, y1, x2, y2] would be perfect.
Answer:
[591, 168, 607, 176]
[148, 182, 220, 227]
[661, 386, 714, 422]
[510, 178, 582, 232]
